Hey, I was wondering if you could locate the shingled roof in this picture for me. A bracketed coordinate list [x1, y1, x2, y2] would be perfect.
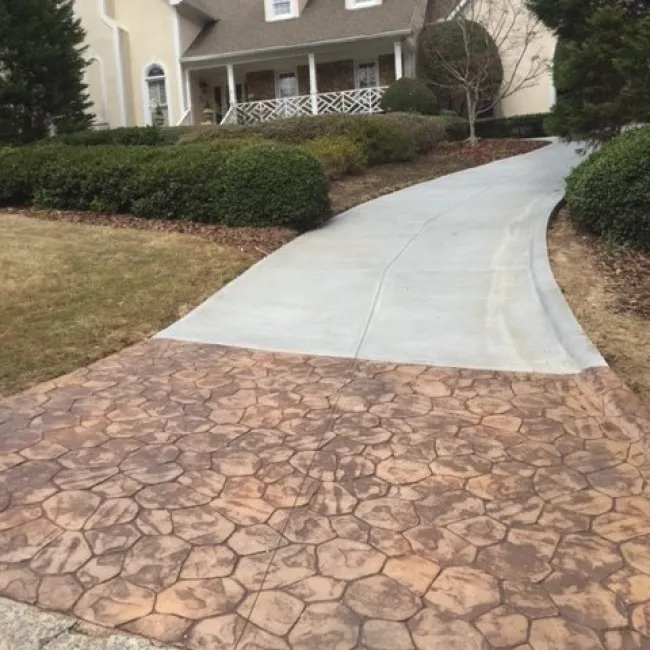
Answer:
[182, 0, 427, 61]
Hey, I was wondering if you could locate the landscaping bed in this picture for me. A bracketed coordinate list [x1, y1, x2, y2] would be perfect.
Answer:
[0, 214, 253, 397]
[331, 138, 547, 214]
[549, 208, 650, 403]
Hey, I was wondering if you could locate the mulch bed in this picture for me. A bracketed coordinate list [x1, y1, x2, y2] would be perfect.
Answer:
[436, 138, 548, 164]
[4, 208, 297, 261]
[576, 225, 650, 319]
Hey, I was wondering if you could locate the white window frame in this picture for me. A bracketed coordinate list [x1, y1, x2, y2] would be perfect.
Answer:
[354, 59, 380, 90]
[264, 0, 298, 21]
[142, 61, 171, 126]
[346, 0, 382, 9]
[275, 69, 299, 100]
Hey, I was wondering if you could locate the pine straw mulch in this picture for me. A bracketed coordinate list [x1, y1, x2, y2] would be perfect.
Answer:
[548, 208, 650, 403]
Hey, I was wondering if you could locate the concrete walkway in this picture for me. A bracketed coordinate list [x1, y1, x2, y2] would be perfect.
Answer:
[160, 142, 603, 375]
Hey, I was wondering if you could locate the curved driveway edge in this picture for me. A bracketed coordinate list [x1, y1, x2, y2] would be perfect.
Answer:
[159, 141, 604, 375]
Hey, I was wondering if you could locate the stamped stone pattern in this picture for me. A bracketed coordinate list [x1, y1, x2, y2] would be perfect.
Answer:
[0, 340, 649, 649]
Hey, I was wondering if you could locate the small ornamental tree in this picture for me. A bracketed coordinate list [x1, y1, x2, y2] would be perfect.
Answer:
[0, 0, 92, 144]
[418, 0, 546, 145]
[527, 0, 650, 142]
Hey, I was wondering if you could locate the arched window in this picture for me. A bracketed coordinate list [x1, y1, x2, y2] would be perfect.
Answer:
[145, 64, 169, 126]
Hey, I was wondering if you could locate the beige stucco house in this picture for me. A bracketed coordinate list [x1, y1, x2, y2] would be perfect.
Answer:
[77, 0, 557, 129]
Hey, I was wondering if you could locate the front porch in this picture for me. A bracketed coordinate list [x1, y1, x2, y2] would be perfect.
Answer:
[181, 36, 415, 126]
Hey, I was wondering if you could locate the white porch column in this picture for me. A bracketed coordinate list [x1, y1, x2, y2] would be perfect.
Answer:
[184, 68, 193, 125]
[394, 40, 404, 80]
[308, 53, 318, 115]
[227, 64, 237, 108]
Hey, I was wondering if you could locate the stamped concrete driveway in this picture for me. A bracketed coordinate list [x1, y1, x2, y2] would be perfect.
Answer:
[160, 141, 601, 375]
[1, 145, 650, 650]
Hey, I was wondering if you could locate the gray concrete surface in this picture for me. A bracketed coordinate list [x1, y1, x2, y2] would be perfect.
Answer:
[0, 599, 166, 650]
[159, 142, 605, 374]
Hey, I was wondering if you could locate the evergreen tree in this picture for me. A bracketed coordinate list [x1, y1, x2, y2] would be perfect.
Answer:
[0, 0, 92, 144]
[527, 0, 650, 141]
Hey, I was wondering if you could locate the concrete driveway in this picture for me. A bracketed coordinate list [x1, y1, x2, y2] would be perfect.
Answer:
[159, 142, 603, 374]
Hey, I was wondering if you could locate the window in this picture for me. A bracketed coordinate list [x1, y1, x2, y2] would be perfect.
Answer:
[272, 0, 292, 16]
[276, 71, 298, 99]
[146, 64, 169, 126]
[356, 62, 378, 89]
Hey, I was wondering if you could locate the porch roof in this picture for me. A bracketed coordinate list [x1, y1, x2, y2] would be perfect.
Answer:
[182, 0, 426, 62]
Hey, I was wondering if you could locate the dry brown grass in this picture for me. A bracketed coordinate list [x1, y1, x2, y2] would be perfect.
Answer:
[0, 214, 253, 397]
[548, 210, 650, 403]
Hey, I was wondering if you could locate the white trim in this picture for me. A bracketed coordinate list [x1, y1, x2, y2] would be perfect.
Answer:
[184, 68, 194, 125]
[394, 40, 403, 80]
[308, 53, 318, 115]
[275, 68, 299, 99]
[181, 29, 412, 65]
[354, 58, 380, 90]
[227, 64, 237, 107]
[346, 0, 382, 9]
[142, 61, 172, 126]
[171, 6, 185, 124]
[86, 53, 109, 127]
[97, 0, 128, 126]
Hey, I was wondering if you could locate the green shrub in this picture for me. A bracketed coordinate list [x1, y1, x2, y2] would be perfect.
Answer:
[301, 136, 368, 177]
[441, 114, 470, 141]
[0, 143, 331, 230]
[49, 126, 191, 146]
[475, 114, 549, 139]
[220, 145, 330, 230]
[177, 113, 450, 160]
[566, 126, 650, 251]
[380, 78, 439, 116]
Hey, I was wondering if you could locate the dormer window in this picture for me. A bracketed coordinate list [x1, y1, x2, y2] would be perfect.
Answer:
[265, 0, 298, 20]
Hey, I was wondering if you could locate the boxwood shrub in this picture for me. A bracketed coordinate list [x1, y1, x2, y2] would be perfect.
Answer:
[380, 78, 439, 116]
[0, 143, 331, 231]
[48, 126, 191, 146]
[300, 136, 368, 178]
[566, 126, 650, 251]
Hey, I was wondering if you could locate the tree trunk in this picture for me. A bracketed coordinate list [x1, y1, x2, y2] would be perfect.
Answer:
[466, 90, 478, 147]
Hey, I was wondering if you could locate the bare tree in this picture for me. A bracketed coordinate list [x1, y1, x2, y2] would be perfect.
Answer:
[419, 0, 547, 145]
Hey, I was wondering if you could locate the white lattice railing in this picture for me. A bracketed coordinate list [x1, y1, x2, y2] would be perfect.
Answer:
[224, 86, 388, 125]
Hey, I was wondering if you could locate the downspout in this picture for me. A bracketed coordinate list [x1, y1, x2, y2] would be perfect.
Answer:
[97, 0, 128, 126]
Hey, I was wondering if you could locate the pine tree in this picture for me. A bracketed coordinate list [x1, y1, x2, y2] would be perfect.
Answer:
[527, 0, 650, 142]
[0, 0, 92, 144]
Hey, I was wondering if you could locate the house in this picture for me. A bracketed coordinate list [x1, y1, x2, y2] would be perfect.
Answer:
[77, 0, 557, 129]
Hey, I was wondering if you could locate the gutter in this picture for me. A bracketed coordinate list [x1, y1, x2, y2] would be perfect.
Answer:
[97, 0, 128, 126]
[181, 28, 412, 65]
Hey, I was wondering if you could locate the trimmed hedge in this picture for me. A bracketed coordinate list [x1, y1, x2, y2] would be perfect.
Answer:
[380, 79, 439, 116]
[300, 136, 368, 178]
[566, 126, 650, 251]
[475, 114, 550, 139]
[49, 126, 191, 146]
[0, 143, 331, 230]
[178, 113, 464, 161]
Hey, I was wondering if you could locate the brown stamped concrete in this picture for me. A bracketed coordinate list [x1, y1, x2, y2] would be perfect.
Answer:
[0, 340, 650, 650]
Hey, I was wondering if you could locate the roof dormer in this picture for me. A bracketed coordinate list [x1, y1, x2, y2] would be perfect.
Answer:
[346, 0, 383, 9]
[265, 0, 300, 21]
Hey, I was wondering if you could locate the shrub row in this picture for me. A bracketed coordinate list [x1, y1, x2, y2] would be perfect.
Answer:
[178, 113, 467, 162]
[380, 78, 440, 116]
[50, 126, 191, 147]
[566, 126, 650, 252]
[475, 113, 550, 139]
[0, 143, 330, 231]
